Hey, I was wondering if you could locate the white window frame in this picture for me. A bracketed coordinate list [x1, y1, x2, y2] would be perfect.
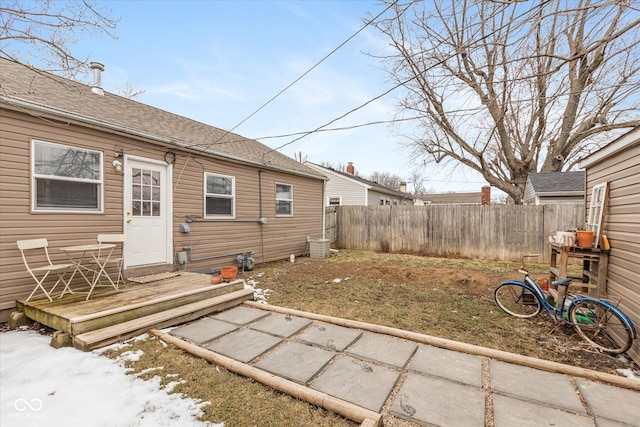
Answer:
[587, 182, 608, 248]
[204, 172, 235, 218]
[275, 182, 293, 217]
[31, 139, 104, 213]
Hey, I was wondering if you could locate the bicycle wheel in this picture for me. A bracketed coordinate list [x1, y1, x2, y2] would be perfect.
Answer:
[494, 284, 541, 318]
[569, 299, 633, 354]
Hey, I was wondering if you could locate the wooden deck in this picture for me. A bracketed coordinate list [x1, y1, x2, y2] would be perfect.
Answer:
[16, 272, 254, 351]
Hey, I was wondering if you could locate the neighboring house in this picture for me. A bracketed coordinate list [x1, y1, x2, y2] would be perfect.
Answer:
[0, 59, 326, 319]
[523, 171, 585, 205]
[578, 126, 640, 364]
[416, 187, 491, 205]
[304, 162, 413, 206]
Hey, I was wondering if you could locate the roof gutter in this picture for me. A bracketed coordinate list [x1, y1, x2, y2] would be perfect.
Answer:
[537, 191, 584, 197]
[0, 96, 325, 181]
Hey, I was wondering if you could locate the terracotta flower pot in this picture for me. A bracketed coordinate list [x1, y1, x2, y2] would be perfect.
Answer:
[210, 274, 223, 284]
[220, 266, 238, 281]
[576, 230, 595, 248]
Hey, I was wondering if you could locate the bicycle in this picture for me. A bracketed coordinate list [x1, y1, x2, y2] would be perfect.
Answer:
[494, 254, 636, 354]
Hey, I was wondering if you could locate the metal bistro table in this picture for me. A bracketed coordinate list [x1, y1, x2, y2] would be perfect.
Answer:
[60, 243, 117, 300]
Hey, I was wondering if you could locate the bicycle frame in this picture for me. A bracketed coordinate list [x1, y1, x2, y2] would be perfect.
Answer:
[500, 275, 636, 337]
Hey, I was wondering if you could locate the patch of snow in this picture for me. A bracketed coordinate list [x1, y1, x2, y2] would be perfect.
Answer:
[616, 368, 640, 380]
[244, 278, 271, 304]
[0, 330, 222, 427]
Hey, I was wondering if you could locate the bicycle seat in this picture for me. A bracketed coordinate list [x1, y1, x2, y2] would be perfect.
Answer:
[552, 278, 573, 287]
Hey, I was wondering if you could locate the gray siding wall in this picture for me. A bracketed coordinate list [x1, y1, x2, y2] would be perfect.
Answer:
[585, 138, 640, 363]
[0, 109, 324, 311]
[304, 164, 367, 206]
[368, 190, 412, 206]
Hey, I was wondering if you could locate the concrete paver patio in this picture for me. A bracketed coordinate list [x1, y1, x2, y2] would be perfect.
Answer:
[167, 304, 640, 427]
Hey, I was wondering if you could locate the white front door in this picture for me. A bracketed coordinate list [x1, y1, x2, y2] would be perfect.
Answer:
[123, 156, 172, 268]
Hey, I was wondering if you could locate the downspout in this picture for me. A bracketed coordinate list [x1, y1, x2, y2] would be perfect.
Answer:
[259, 170, 265, 264]
[322, 178, 327, 239]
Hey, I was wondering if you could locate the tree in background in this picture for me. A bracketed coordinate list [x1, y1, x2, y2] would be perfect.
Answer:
[369, 171, 404, 190]
[0, 0, 118, 80]
[375, 0, 640, 203]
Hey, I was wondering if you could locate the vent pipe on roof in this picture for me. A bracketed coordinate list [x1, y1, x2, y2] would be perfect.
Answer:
[90, 62, 105, 95]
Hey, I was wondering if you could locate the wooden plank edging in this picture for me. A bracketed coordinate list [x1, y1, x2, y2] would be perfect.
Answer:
[243, 301, 640, 392]
[148, 329, 382, 427]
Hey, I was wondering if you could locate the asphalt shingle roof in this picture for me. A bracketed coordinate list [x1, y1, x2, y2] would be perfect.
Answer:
[527, 171, 585, 193]
[0, 59, 324, 179]
[305, 162, 412, 199]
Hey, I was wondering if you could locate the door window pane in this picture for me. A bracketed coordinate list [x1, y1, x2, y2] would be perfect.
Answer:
[131, 167, 161, 217]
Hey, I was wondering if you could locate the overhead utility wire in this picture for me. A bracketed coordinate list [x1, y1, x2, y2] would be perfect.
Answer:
[264, 0, 554, 156]
[193, 0, 400, 154]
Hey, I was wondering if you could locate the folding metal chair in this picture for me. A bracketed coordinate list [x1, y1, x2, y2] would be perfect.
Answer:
[17, 238, 74, 302]
[96, 234, 126, 288]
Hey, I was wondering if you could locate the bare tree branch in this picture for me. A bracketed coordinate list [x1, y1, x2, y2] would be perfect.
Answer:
[0, 0, 118, 80]
[374, 0, 640, 203]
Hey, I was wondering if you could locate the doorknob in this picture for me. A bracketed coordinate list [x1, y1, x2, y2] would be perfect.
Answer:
[127, 219, 132, 224]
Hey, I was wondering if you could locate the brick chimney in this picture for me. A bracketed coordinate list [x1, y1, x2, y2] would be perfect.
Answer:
[346, 162, 355, 175]
[481, 186, 491, 205]
[400, 181, 407, 192]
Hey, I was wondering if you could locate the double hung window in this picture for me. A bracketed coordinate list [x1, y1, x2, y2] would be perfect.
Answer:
[32, 140, 103, 212]
[275, 183, 293, 216]
[205, 173, 234, 217]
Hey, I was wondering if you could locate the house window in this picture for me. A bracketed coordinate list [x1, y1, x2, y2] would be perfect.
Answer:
[31, 140, 103, 212]
[205, 173, 234, 217]
[328, 196, 341, 206]
[275, 183, 293, 216]
[379, 198, 385, 206]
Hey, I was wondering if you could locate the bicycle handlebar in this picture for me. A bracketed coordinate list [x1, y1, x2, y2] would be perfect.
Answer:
[519, 254, 540, 273]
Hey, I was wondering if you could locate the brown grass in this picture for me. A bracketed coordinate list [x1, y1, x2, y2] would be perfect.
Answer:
[102, 250, 634, 427]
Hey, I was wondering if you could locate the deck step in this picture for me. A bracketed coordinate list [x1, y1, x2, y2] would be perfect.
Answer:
[69, 280, 245, 335]
[73, 288, 254, 351]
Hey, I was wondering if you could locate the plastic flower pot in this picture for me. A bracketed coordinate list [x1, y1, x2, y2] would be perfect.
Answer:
[220, 267, 238, 281]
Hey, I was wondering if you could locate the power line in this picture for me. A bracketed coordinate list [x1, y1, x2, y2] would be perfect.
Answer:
[192, 0, 400, 154]
[262, 0, 554, 158]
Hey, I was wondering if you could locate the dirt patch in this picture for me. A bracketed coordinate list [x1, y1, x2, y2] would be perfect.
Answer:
[251, 250, 637, 376]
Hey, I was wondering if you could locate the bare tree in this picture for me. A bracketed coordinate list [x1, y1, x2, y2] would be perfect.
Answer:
[369, 171, 404, 190]
[294, 151, 308, 163]
[0, 0, 118, 79]
[374, 0, 640, 203]
[114, 81, 146, 100]
[408, 169, 427, 195]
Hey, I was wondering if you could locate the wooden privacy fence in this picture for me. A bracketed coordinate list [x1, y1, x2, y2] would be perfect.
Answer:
[329, 204, 584, 262]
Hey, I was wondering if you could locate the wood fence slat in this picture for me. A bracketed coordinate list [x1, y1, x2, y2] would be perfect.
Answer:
[328, 204, 584, 262]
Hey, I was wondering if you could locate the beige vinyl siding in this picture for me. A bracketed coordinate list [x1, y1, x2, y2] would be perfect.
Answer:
[171, 159, 323, 271]
[584, 138, 640, 363]
[0, 108, 323, 311]
[0, 110, 128, 310]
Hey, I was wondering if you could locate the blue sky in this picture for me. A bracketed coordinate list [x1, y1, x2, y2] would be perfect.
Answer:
[72, 0, 489, 193]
